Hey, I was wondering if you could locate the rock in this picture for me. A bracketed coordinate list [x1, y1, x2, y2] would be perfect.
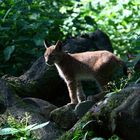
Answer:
[22, 98, 57, 119]
[3, 98, 63, 140]
[4, 57, 69, 106]
[58, 84, 140, 140]
[38, 121, 63, 140]
[0, 79, 19, 113]
[50, 105, 78, 130]
[110, 84, 140, 140]
[88, 29, 113, 52]
[6, 109, 62, 140]
[75, 101, 95, 118]
[63, 29, 113, 53]
[0, 103, 6, 114]
[134, 59, 140, 72]
[90, 84, 140, 139]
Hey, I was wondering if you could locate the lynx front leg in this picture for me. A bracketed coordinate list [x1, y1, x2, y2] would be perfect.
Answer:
[66, 81, 78, 104]
[76, 81, 86, 103]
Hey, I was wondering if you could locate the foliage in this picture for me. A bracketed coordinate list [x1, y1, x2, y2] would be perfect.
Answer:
[0, 0, 72, 76]
[60, 0, 140, 56]
[0, 1, 139, 140]
[108, 135, 121, 140]
[72, 129, 95, 140]
[105, 53, 140, 94]
[0, 113, 49, 140]
[62, 128, 121, 140]
[0, 0, 140, 76]
[104, 71, 140, 97]
[129, 70, 140, 84]
[105, 77, 129, 93]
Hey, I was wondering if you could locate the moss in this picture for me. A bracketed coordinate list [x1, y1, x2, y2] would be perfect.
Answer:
[58, 131, 73, 140]
[81, 112, 94, 122]
[58, 112, 94, 140]
[0, 114, 7, 126]
[7, 78, 38, 97]
[102, 91, 131, 113]
[7, 80, 23, 94]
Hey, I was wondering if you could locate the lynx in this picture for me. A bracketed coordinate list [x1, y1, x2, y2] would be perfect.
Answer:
[44, 41, 127, 104]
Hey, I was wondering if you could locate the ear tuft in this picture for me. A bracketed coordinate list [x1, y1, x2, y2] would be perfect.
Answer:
[55, 40, 62, 51]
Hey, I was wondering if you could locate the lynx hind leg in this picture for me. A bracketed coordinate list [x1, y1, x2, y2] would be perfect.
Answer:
[66, 81, 78, 104]
[76, 81, 86, 103]
[88, 80, 106, 102]
[88, 91, 106, 102]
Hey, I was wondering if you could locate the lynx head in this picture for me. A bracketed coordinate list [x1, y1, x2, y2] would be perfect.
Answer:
[44, 40, 63, 66]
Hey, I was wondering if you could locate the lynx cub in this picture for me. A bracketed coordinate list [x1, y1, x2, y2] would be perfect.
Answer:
[44, 41, 127, 104]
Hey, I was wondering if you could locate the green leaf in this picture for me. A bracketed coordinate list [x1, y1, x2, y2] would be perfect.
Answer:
[0, 128, 19, 135]
[23, 123, 37, 131]
[82, 131, 88, 140]
[2, 7, 12, 22]
[26, 0, 33, 4]
[91, 137, 105, 140]
[3, 45, 15, 61]
[123, 9, 132, 17]
[134, 0, 140, 4]
[33, 38, 44, 46]
[29, 122, 49, 131]
[135, 77, 140, 84]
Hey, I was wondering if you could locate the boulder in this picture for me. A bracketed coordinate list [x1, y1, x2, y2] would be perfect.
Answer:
[0, 79, 19, 114]
[50, 104, 78, 130]
[63, 29, 113, 53]
[111, 84, 140, 140]
[2, 97, 63, 140]
[134, 59, 140, 72]
[22, 98, 57, 119]
[75, 100, 95, 118]
[58, 84, 140, 140]
[3, 57, 69, 106]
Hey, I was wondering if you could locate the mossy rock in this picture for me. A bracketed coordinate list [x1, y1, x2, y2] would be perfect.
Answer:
[58, 84, 140, 140]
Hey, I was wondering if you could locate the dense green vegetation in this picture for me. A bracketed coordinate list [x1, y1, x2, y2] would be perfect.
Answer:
[0, 113, 49, 140]
[0, 0, 68, 75]
[0, 1, 140, 140]
[0, 0, 140, 76]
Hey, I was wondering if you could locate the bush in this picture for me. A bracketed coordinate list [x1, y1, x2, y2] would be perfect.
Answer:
[0, 0, 72, 76]
[0, 0, 140, 76]
[0, 113, 49, 140]
[60, 0, 140, 56]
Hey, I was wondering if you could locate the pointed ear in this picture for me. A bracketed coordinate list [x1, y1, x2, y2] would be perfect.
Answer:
[44, 40, 50, 48]
[54, 40, 62, 51]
